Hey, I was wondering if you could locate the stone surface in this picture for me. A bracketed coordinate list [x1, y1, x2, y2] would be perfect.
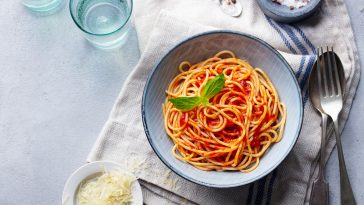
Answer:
[0, 1, 363, 204]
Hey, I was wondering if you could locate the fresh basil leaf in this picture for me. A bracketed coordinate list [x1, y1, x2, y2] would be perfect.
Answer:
[199, 97, 211, 106]
[169, 96, 204, 111]
[202, 74, 226, 99]
[169, 75, 224, 111]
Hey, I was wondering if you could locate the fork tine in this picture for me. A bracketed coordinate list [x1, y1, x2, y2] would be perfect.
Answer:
[330, 47, 342, 96]
[317, 48, 323, 99]
[320, 47, 329, 97]
[326, 46, 334, 96]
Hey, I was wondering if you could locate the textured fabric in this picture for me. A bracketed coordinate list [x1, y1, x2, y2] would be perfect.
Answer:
[88, 1, 360, 204]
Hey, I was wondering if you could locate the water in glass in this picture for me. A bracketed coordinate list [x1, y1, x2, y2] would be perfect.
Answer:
[71, 0, 132, 49]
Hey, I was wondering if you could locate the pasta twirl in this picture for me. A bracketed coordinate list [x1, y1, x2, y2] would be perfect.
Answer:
[163, 50, 286, 172]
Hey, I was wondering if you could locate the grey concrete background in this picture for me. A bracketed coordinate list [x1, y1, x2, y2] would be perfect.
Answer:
[0, 1, 363, 204]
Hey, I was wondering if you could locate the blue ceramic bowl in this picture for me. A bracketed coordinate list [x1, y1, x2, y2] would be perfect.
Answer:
[142, 31, 303, 187]
[257, 0, 322, 23]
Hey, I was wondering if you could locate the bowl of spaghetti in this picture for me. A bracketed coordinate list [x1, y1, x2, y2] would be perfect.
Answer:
[142, 31, 303, 187]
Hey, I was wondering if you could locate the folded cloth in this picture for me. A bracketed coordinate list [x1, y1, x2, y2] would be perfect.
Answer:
[88, 0, 360, 204]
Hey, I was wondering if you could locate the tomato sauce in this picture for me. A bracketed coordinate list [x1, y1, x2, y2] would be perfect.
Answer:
[250, 135, 261, 148]
[180, 113, 187, 126]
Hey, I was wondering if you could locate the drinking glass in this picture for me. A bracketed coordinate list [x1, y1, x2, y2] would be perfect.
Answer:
[69, 0, 133, 50]
[23, 0, 64, 14]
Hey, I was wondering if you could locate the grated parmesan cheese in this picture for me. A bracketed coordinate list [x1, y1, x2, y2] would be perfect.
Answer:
[76, 170, 136, 205]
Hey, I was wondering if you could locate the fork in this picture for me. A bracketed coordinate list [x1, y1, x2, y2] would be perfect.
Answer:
[317, 47, 356, 205]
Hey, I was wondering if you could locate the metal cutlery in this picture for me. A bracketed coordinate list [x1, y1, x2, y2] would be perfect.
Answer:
[308, 48, 330, 205]
[314, 47, 356, 205]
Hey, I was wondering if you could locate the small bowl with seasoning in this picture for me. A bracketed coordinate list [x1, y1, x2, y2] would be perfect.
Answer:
[62, 161, 143, 205]
[257, 0, 322, 23]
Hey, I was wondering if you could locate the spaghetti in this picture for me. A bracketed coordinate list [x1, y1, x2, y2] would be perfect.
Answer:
[162, 50, 286, 172]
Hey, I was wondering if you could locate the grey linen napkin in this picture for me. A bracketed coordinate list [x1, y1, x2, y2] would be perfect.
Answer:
[88, 0, 360, 204]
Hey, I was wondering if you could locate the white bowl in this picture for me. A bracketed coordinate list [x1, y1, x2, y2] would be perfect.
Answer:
[62, 161, 143, 205]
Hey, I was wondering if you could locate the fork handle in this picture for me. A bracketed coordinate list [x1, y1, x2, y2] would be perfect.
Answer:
[310, 114, 329, 205]
[310, 178, 329, 205]
[333, 119, 356, 205]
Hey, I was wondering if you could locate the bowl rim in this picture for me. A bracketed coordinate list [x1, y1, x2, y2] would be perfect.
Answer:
[141, 30, 303, 188]
[256, 0, 322, 22]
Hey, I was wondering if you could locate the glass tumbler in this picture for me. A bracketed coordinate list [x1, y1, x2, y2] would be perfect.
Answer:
[70, 0, 133, 50]
[22, 0, 64, 14]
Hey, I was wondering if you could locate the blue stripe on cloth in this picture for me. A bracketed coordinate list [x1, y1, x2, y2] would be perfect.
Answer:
[303, 90, 310, 106]
[278, 24, 311, 81]
[256, 22, 316, 205]
[300, 55, 316, 89]
[302, 55, 317, 106]
[255, 175, 267, 205]
[265, 169, 277, 205]
[265, 17, 297, 54]
[292, 25, 316, 106]
[292, 25, 316, 53]
[295, 56, 306, 79]
[279, 24, 309, 54]
[246, 183, 255, 205]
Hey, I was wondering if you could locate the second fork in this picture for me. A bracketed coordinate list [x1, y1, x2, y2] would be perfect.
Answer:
[316, 47, 356, 205]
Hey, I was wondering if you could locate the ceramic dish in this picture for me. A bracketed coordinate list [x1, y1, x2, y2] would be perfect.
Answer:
[62, 161, 143, 205]
[142, 31, 303, 188]
[257, 0, 322, 23]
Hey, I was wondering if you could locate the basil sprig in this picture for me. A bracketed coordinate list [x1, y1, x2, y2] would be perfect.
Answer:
[202, 74, 226, 99]
[169, 97, 209, 111]
[169, 74, 226, 111]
